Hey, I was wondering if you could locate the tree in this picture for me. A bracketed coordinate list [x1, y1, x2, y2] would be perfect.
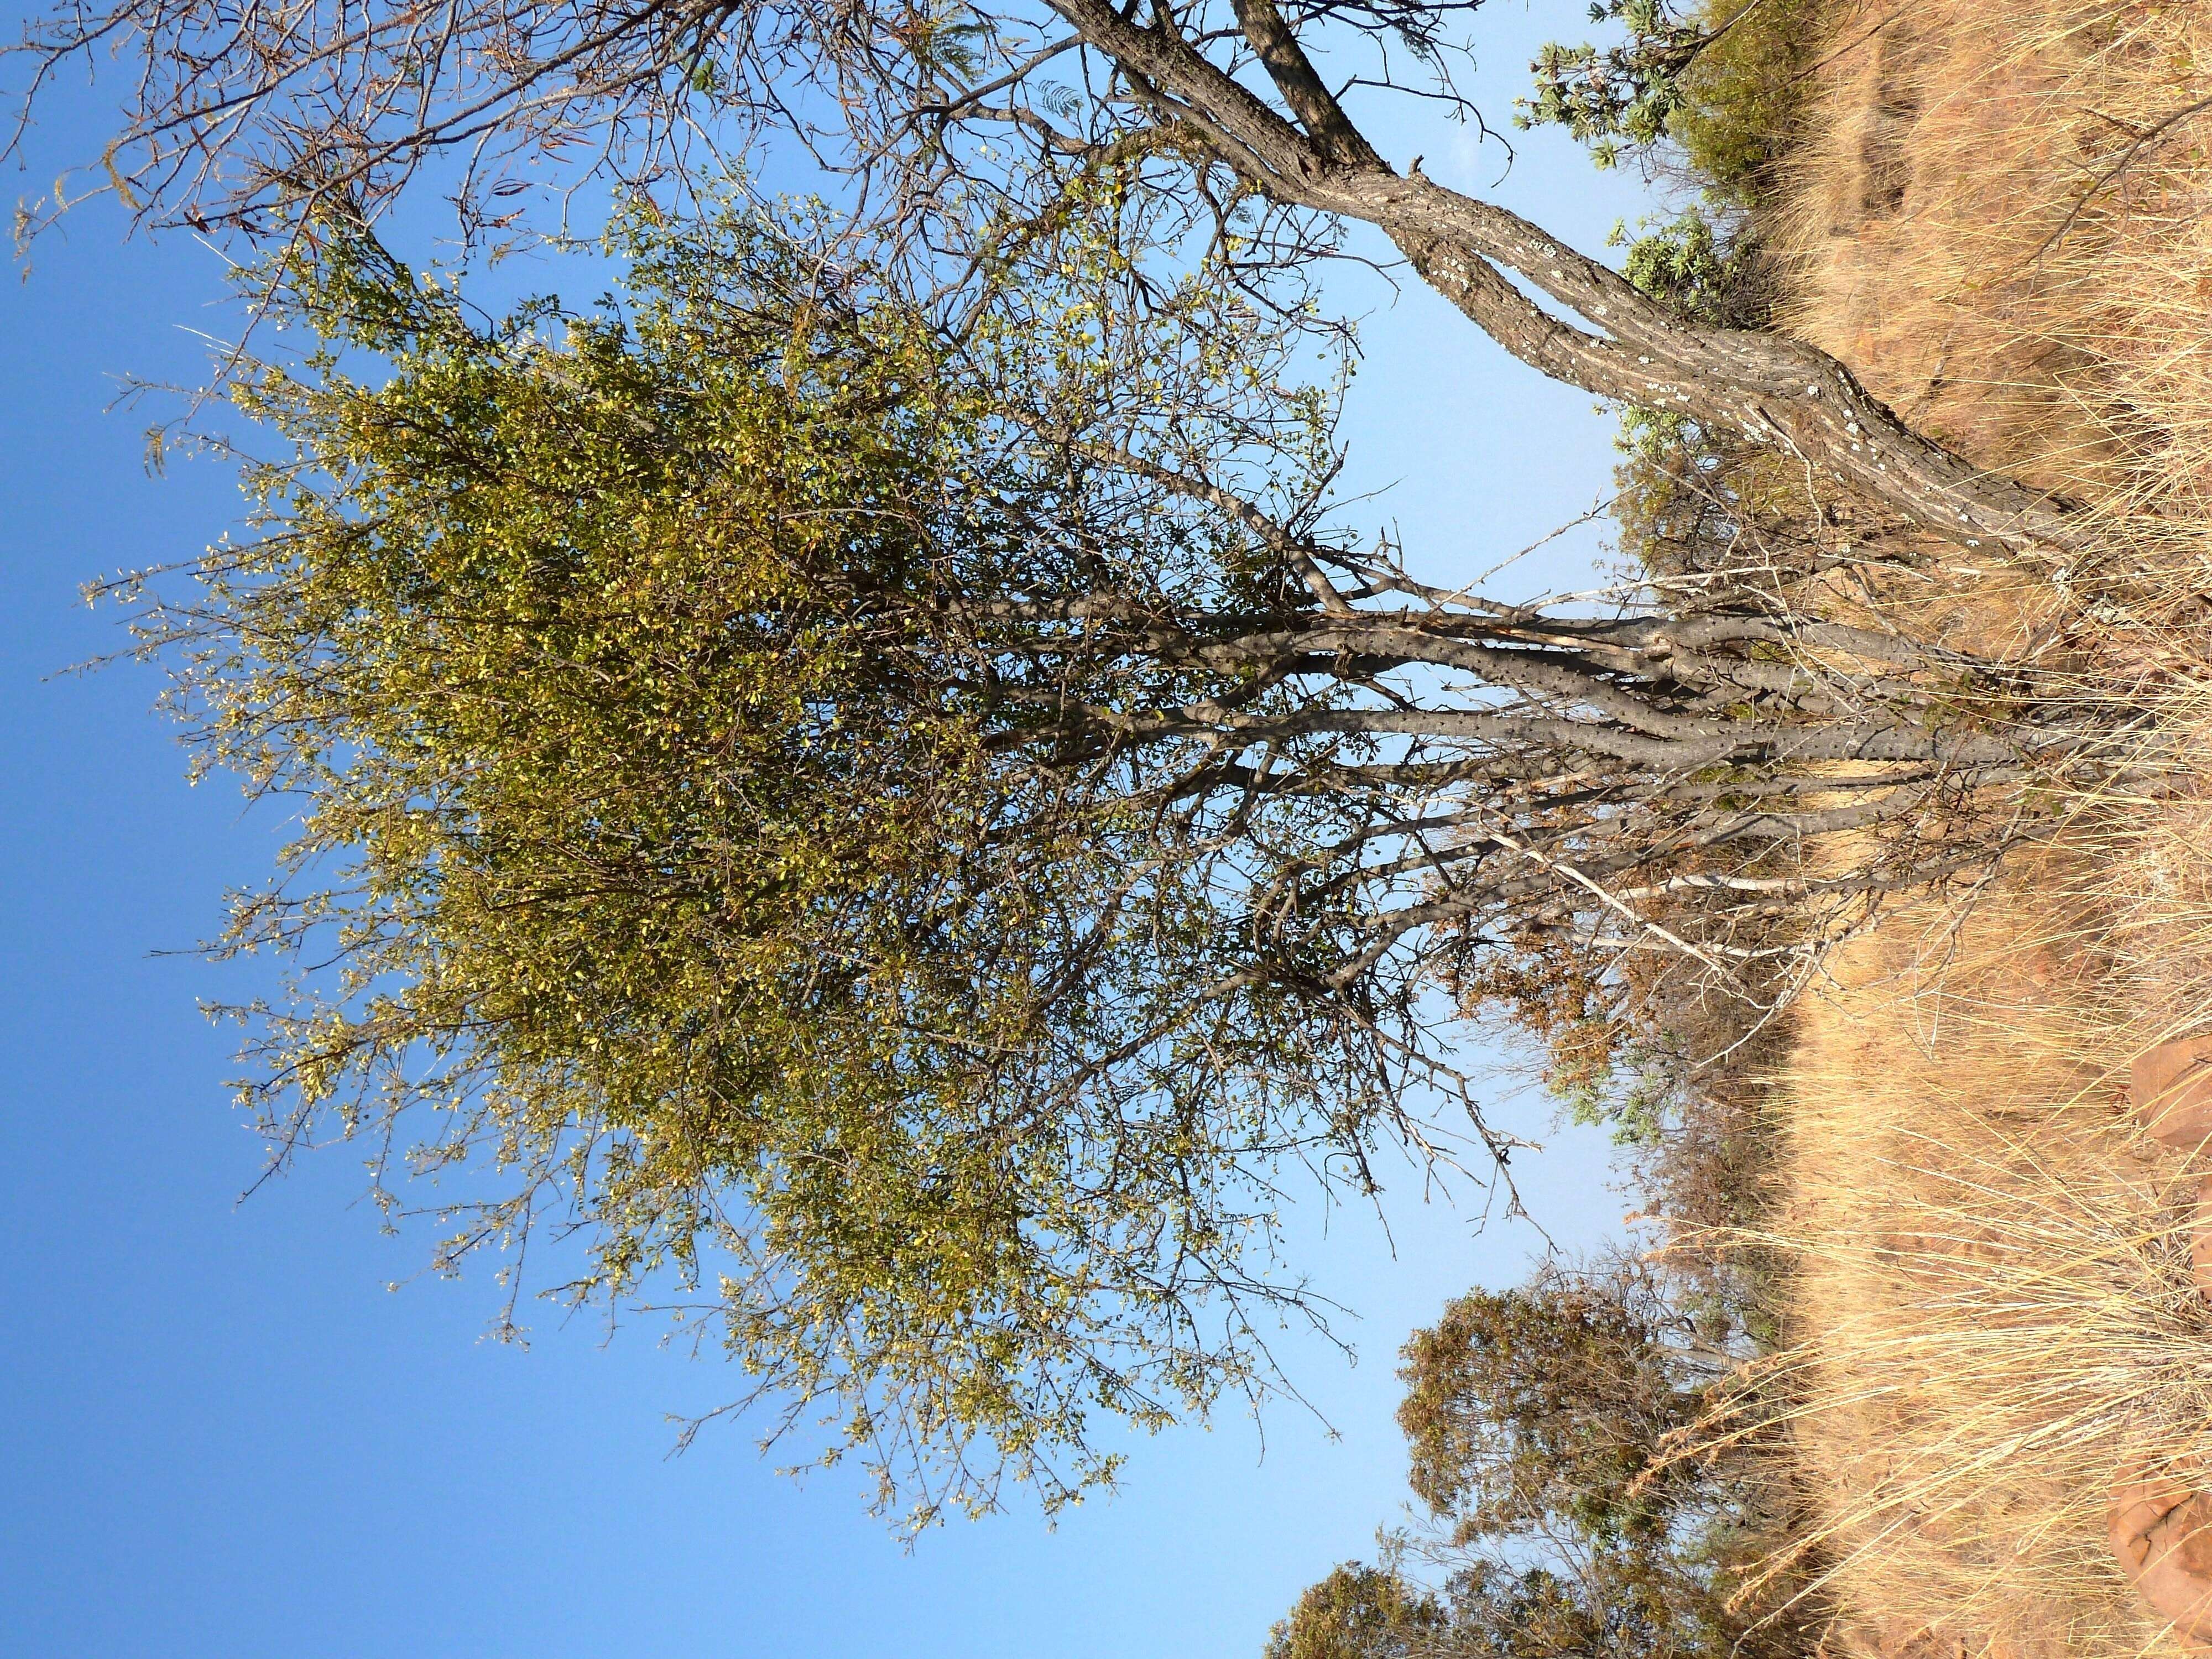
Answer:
[1267, 1260, 1815, 1658]
[16, 0, 2144, 1524]
[1267, 1564, 1449, 1659]
[1270, 1557, 1757, 1659]
[1397, 1261, 1710, 1551]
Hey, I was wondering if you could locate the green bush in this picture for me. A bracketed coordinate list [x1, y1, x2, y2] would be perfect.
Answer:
[1521, 0, 1821, 206]
[1671, 0, 1823, 204]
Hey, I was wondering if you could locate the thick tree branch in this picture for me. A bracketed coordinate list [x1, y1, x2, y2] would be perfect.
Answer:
[1041, 0, 2089, 561]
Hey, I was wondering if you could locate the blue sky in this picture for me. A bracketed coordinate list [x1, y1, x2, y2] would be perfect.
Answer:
[0, 9, 1656, 1655]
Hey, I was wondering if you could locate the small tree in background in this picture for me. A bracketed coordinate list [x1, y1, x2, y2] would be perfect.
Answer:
[1267, 1565, 1449, 1659]
[1398, 1261, 1709, 1549]
[1267, 1258, 1817, 1657]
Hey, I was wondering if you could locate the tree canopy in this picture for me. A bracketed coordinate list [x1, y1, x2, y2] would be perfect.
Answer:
[123, 199, 1430, 1525]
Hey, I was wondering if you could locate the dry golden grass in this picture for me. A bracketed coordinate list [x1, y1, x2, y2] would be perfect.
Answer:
[1739, 4, 2212, 1655]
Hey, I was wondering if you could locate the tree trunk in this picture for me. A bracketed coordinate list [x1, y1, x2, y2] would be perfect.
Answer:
[1043, 0, 2090, 562]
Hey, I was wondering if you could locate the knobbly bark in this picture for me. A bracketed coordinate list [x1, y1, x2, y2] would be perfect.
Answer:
[1044, 0, 2089, 562]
